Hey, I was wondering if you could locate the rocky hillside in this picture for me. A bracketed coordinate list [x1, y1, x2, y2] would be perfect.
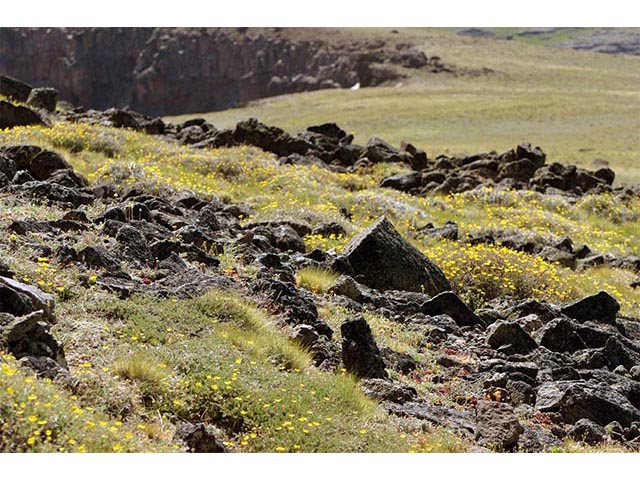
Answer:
[1, 76, 640, 453]
[457, 28, 640, 56]
[0, 28, 450, 116]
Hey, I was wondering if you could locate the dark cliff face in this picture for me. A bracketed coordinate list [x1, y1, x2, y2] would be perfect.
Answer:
[0, 27, 442, 116]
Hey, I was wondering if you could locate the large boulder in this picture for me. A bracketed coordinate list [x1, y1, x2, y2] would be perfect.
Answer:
[475, 400, 524, 451]
[334, 216, 451, 295]
[0, 276, 56, 320]
[421, 291, 484, 327]
[341, 315, 388, 379]
[535, 318, 587, 354]
[536, 380, 640, 427]
[0, 100, 47, 129]
[486, 320, 538, 355]
[0, 311, 66, 368]
[27, 87, 58, 112]
[0, 75, 32, 102]
[560, 291, 620, 324]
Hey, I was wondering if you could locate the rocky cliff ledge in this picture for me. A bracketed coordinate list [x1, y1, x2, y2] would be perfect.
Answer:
[0, 27, 451, 116]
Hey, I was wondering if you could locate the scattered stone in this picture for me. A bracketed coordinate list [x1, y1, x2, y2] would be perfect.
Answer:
[0, 276, 56, 320]
[421, 291, 484, 327]
[360, 378, 417, 404]
[486, 320, 537, 355]
[341, 315, 388, 379]
[174, 422, 227, 453]
[561, 291, 620, 324]
[568, 418, 607, 445]
[475, 400, 524, 451]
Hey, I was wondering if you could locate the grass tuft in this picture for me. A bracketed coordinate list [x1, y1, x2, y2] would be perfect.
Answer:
[295, 267, 341, 294]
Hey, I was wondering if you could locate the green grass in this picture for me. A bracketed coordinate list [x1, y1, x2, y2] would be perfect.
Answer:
[1, 124, 638, 315]
[296, 267, 341, 294]
[1, 29, 639, 452]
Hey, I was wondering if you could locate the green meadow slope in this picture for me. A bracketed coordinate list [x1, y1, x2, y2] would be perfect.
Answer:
[1, 28, 639, 454]
[168, 28, 640, 182]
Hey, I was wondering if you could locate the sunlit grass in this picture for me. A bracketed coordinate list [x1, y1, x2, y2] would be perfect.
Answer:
[296, 267, 341, 294]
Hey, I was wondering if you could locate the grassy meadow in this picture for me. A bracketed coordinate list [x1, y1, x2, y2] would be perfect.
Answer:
[1, 28, 638, 453]
[167, 28, 640, 183]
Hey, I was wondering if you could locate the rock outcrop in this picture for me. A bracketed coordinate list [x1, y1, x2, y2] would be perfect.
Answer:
[0, 28, 449, 116]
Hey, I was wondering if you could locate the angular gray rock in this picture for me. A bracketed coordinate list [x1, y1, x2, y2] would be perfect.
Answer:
[536, 380, 640, 427]
[359, 378, 417, 404]
[341, 315, 388, 379]
[475, 400, 524, 451]
[486, 320, 538, 355]
[568, 418, 607, 445]
[421, 291, 484, 327]
[561, 291, 620, 324]
[0, 276, 56, 320]
[334, 216, 451, 295]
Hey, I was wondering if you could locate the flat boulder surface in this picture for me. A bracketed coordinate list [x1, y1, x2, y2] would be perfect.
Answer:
[335, 216, 451, 295]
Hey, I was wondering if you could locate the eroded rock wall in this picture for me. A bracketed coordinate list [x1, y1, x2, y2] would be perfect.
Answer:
[0, 27, 439, 116]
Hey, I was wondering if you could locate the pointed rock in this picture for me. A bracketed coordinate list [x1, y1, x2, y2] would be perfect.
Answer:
[341, 315, 388, 379]
[335, 216, 451, 295]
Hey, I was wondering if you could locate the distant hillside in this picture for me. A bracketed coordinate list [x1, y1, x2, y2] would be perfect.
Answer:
[456, 28, 640, 55]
